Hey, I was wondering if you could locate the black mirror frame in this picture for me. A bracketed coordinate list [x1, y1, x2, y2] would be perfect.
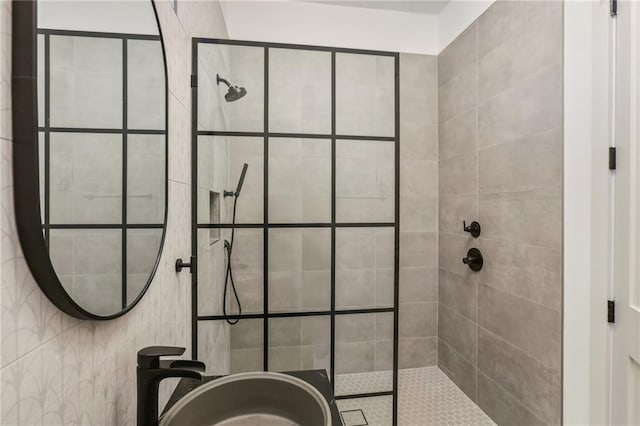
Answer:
[11, 0, 169, 320]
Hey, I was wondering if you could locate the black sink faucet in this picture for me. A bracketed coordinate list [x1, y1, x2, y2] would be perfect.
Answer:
[137, 346, 205, 426]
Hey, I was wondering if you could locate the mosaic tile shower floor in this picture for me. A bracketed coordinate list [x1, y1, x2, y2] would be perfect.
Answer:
[335, 367, 495, 426]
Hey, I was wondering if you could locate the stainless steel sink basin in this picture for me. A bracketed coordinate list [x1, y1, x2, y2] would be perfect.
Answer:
[159, 371, 332, 426]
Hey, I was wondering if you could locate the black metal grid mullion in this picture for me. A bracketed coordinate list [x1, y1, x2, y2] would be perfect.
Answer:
[38, 28, 160, 41]
[330, 50, 337, 390]
[263, 46, 270, 371]
[335, 391, 394, 400]
[121, 37, 128, 309]
[43, 224, 164, 230]
[196, 129, 395, 142]
[392, 52, 400, 426]
[191, 39, 199, 359]
[39, 127, 166, 134]
[43, 33, 50, 248]
[198, 306, 395, 322]
[193, 37, 397, 57]
[196, 222, 395, 229]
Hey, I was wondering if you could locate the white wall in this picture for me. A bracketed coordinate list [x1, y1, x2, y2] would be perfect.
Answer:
[220, 0, 439, 54]
[563, 0, 611, 424]
[220, 0, 496, 55]
[0, 1, 231, 424]
[38, 1, 159, 35]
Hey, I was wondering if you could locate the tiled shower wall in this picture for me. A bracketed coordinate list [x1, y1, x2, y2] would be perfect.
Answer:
[398, 53, 439, 368]
[437, 1, 563, 424]
[0, 1, 231, 424]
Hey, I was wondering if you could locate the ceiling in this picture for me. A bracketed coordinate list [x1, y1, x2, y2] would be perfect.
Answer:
[305, 0, 450, 15]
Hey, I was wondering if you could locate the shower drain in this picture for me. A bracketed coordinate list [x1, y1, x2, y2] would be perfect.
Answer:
[340, 409, 368, 426]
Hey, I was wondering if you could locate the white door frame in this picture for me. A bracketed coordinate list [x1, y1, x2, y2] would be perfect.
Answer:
[612, 0, 640, 423]
[563, 1, 612, 424]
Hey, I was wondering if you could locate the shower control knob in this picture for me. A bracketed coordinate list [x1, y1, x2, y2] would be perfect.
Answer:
[463, 220, 481, 238]
[462, 248, 483, 272]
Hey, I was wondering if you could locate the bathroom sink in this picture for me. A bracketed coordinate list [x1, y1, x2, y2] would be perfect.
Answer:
[159, 371, 332, 426]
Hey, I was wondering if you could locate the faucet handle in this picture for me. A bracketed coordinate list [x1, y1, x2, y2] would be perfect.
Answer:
[137, 346, 186, 369]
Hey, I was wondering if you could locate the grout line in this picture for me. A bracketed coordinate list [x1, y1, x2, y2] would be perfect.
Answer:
[438, 230, 561, 252]
[478, 324, 561, 374]
[474, 20, 480, 404]
[477, 369, 546, 424]
[475, 124, 564, 152]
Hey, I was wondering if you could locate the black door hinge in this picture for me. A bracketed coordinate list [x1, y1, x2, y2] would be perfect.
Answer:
[611, 0, 617, 16]
[191, 74, 198, 88]
[609, 147, 616, 170]
[608, 300, 615, 323]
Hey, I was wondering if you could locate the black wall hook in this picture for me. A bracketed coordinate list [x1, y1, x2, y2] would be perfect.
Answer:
[463, 220, 481, 238]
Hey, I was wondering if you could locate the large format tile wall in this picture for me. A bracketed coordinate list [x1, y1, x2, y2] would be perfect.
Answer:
[0, 1, 231, 424]
[214, 51, 440, 374]
[398, 53, 439, 368]
[437, 1, 563, 424]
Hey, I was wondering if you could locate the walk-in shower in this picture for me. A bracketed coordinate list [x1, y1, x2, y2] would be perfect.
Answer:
[192, 38, 401, 423]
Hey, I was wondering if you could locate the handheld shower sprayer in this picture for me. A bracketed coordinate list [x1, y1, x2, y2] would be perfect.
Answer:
[223, 163, 249, 324]
[224, 163, 248, 198]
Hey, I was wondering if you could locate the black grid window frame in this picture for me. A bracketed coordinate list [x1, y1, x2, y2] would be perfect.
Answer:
[37, 28, 167, 310]
[191, 38, 400, 425]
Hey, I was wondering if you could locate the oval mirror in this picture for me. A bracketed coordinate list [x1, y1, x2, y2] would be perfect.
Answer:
[12, 0, 168, 319]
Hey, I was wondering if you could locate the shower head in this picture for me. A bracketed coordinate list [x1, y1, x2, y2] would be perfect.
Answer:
[216, 74, 247, 102]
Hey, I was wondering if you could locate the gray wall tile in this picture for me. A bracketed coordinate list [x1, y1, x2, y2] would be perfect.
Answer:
[439, 108, 477, 160]
[437, 339, 477, 401]
[439, 194, 478, 236]
[398, 51, 439, 369]
[336, 342, 374, 374]
[438, 304, 477, 365]
[399, 337, 437, 368]
[401, 124, 438, 161]
[438, 268, 477, 321]
[477, 372, 546, 426]
[400, 195, 438, 232]
[400, 53, 437, 92]
[478, 128, 563, 194]
[400, 232, 438, 268]
[438, 23, 477, 88]
[401, 159, 437, 198]
[478, 284, 561, 371]
[478, 1, 563, 58]
[477, 12, 562, 103]
[269, 317, 302, 347]
[478, 65, 562, 148]
[439, 152, 477, 196]
[478, 238, 562, 311]
[399, 302, 437, 338]
[231, 348, 263, 373]
[439, 66, 477, 123]
[399, 267, 438, 303]
[478, 190, 562, 249]
[438, 232, 475, 276]
[477, 329, 561, 424]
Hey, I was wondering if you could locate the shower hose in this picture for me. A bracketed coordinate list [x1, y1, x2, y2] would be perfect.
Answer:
[223, 194, 242, 324]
